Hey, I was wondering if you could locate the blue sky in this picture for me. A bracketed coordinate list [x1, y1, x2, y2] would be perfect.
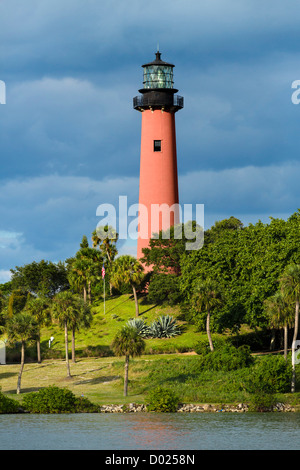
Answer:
[1, 0, 300, 282]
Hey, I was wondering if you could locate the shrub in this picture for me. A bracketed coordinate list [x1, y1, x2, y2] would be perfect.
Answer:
[22, 386, 98, 413]
[246, 355, 292, 394]
[194, 338, 211, 356]
[147, 386, 180, 412]
[126, 318, 151, 338]
[248, 392, 277, 412]
[196, 344, 254, 371]
[0, 390, 20, 414]
[149, 315, 182, 338]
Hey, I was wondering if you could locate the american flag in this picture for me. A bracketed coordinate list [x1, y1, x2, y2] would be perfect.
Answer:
[102, 263, 105, 279]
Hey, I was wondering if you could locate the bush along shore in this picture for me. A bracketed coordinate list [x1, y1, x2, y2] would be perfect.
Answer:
[0, 386, 297, 414]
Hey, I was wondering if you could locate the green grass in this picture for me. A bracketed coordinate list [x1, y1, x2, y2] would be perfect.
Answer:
[2, 294, 299, 409]
[34, 294, 210, 360]
[1, 355, 299, 408]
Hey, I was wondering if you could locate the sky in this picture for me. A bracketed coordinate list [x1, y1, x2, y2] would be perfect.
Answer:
[1, 0, 300, 283]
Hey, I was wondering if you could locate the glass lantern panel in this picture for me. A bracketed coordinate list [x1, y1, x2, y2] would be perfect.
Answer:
[143, 65, 174, 89]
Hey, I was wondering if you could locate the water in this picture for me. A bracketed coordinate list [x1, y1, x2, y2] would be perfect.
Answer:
[0, 412, 299, 450]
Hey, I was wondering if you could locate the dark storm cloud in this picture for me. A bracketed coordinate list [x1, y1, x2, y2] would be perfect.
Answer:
[1, 0, 300, 279]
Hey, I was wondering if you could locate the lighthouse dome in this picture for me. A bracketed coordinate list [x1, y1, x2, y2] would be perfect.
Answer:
[142, 51, 174, 89]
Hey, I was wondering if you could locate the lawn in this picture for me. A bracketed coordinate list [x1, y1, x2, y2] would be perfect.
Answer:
[35, 294, 208, 359]
[2, 293, 299, 409]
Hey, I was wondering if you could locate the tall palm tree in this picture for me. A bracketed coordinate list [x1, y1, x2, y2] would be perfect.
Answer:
[69, 297, 93, 363]
[51, 291, 79, 377]
[264, 291, 293, 360]
[4, 312, 38, 394]
[67, 258, 90, 303]
[192, 278, 222, 351]
[279, 263, 300, 392]
[66, 236, 103, 304]
[92, 226, 118, 295]
[110, 255, 144, 317]
[24, 296, 51, 363]
[111, 325, 145, 396]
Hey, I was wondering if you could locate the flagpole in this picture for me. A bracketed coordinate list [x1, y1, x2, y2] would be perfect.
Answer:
[103, 273, 105, 315]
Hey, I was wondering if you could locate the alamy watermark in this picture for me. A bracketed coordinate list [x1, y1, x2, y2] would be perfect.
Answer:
[0, 80, 6, 104]
[96, 196, 204, 251]
[291, 80, 300, 104]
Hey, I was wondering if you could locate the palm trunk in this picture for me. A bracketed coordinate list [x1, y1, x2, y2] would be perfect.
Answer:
[270, 329, 276, 350]
[124, 355, 129, 396]
[17, 341, 25, 394]
[291, 299, 299, 392]
[72, 326, 76, 363]
[37, 332, 41, 364]
[88, 281, 92, 304]
[83, 286, 87, 304]
[132, 285, 139, 317]
[284, 324, 288, 361]
[65, 321, 71, 378]
[206, 309, 214, 351]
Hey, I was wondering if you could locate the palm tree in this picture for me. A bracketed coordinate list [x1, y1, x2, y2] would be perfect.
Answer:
[51, 291, 79, 377]
[66, 236, 103, 304]
[24, 296, 51, 363]
[110, 255, 145, 317]
[111, 325, 145, 396]
[67, 257, 90, 303]
[264, 291, 293, 360]
[279, 263, 300, 392]
[4, 312, 38, 394]
[69, 297, 93, 363]
[92, 226, 118, 294]
[192, 278, 222, 351]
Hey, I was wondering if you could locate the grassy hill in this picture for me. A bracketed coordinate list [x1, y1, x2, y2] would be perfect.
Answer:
[1, 294, 299, 408]
[29, 294, 208, 361]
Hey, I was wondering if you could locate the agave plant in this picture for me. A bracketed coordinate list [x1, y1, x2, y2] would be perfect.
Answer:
[149, 315, 181, 338]
[126, 318, 151, 338]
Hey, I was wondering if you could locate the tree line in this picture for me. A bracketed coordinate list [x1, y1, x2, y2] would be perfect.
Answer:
[1, 210, 300, 394]
[0, 226, 145, 394]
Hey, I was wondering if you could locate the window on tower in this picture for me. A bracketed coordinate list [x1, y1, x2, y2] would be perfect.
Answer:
[154, 140, 161, 152]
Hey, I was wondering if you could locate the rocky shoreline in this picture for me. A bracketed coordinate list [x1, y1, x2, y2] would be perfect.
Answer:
[100, 402, 296, 413]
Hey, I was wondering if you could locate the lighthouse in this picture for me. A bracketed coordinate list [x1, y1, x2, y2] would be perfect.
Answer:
[133, 51, 184, 261]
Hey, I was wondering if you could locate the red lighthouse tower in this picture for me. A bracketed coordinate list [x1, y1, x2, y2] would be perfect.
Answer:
[133, 51, 183, 261]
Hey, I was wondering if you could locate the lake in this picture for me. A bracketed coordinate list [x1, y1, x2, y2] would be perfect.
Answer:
[0, 412, 299, 450]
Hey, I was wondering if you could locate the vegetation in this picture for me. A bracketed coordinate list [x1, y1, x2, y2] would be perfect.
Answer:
[22, 385, 98, 413]
[147, 386, 180, 412]
[1, 211, 300, 410]
[111, 325, 145, 396]
[110, 255, 144, 317]
[0, 389, 20, 413]
[3, 312, 39, 394]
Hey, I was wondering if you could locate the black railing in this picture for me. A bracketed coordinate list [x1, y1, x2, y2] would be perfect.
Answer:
[133, 94, 184, 110]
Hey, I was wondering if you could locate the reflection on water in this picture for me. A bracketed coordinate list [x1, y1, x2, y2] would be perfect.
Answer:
[1, 412, 300, 450]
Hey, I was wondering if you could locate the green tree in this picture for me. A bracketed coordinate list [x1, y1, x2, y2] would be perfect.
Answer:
[111, 325, 145, 396]
[10, 260, 69, 297]
[192, 279, 222, 351]
[110, 255, 144, 317]
[23, 296, 51, 363]
[68, 297, 93, 363]
[141, 222, 203, 276]
[51, 291, 83, 377]
[4, 313, 38, 394]
[279, 263, 300, 392]
[92, 225, 118, 295]
[7, 289, 29, 317]
[66, 236, 102, 304]
[264, 291, 293, 360]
